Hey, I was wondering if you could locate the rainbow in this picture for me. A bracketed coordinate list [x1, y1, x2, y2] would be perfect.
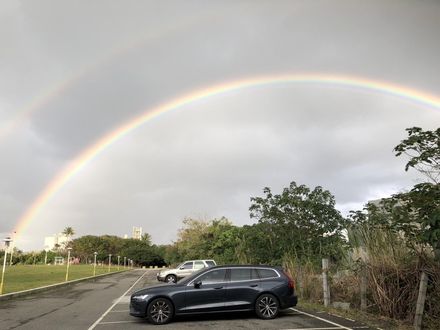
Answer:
[0, 10, 222, 143]
[12, 73, 440, 240]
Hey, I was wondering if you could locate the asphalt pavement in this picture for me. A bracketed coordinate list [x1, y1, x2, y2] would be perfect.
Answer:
[0, 269, 377, 330]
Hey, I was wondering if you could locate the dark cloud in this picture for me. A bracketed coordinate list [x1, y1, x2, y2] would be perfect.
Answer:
[1, 1, 439, 250]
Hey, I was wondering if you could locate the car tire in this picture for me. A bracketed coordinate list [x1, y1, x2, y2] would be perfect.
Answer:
[147, 298, 174, 325]
[165, 274, 177, 283]
[255, 293, 279, 319]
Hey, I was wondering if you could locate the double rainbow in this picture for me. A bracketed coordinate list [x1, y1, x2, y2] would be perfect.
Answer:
[12, 73, 440, 239]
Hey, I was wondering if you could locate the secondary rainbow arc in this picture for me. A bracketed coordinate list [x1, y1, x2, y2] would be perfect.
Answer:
[12, 73, 440, 239]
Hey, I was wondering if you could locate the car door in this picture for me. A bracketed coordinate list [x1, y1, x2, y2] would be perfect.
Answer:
[193, 260, 206, 272]
[183, 268, 227, 313]
[176, 261, 194, 278]
[224, 267, 261, 310]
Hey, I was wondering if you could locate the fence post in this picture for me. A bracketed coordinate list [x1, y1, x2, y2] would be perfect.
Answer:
[414, 271, 428, 330]
[360, 264, 367, 311]
[322, 258, 330, 307]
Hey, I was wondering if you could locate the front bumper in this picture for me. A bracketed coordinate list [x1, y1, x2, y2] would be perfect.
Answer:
[129, 299, 148, 317]
[156, 273, 166, 282]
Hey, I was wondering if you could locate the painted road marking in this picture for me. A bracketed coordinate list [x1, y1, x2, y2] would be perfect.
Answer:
[98, 321, 138, 325]
[88, 271, 148, 330]
[327, 312, 355, 322]
[113, 296, 130, 303]
[281, 328, 344, 330]
[290, 308, 352, 330]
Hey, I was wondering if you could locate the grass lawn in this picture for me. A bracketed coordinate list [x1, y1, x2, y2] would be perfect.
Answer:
[1, 264, 127, 294]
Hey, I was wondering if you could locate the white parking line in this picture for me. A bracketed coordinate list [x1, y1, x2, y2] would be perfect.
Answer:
[88, 271, 148, 330]
[290, 308, 352, 330]
[327, 312, 355, 322]
[281, 328, 343, 330]
[98, 321, 138, 325]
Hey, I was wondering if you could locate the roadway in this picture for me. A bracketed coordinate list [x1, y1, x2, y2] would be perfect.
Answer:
[0, 269, 376, 330]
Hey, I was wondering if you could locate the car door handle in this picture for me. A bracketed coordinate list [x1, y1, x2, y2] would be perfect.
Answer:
[250, 284, 258, 287]
[214, 286, 223, 290]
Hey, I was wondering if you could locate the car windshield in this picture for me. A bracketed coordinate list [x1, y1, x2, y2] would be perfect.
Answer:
[206, 260, 216, 267]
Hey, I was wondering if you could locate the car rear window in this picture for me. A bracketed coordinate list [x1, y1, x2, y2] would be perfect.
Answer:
[257, 268, 278, 279]
[230, 268, 259, 281]
[205, 260, 216, 267]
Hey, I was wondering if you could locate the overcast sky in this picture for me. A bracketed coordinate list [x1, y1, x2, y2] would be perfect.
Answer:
[1, 0, 439, 251]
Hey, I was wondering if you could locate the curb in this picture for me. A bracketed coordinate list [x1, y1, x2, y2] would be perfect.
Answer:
[0, 269, 134, 301]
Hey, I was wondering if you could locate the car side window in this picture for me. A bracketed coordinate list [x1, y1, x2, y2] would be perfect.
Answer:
[194, 261, 205, 270]
[257, 268, 278, 279]
[230, 268, 256, 281]
[198, 269, 227, 284]
[181, 261, 193, 270]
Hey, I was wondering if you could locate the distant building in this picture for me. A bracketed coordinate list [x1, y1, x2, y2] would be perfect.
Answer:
[132, 227, 142, 240]
[44, 233, 69, 250]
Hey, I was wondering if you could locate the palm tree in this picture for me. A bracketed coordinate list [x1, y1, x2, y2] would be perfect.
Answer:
[62, 227, 75, 249]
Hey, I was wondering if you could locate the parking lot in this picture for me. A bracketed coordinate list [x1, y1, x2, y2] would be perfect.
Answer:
[0, 269, 375, 330]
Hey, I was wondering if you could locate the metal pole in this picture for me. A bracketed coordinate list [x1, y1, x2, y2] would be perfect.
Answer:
[65, 248, 72, 281]
[124, 257, 126, 268]
[117, 256, 120, 271]
[0, 250, 8, 295]
[1, 237, 12, 295]
[108, 254, 112, 272]
[93, 252, 97, 276]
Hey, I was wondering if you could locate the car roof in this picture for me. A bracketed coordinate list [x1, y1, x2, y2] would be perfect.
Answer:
[208, 264, 281, 269]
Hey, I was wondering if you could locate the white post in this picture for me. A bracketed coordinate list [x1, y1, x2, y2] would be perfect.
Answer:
[0, 250, 8, 295]
[65, 248, 72, 281]
[414, 271, 428, 330]
[1, 237, 12, 295]
[322, 258, 330, 307]
[93, 252, 98, 276]
[360, 264, 367, 311]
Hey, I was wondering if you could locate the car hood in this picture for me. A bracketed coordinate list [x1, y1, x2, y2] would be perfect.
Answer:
[131, 283, 179, 296]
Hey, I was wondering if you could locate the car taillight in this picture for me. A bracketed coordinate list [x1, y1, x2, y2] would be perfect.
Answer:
[282, 270, 295, 289]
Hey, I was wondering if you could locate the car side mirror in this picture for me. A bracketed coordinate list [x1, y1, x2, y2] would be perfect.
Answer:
[179, 267, 185, 270]
[194, 280, 202, 288]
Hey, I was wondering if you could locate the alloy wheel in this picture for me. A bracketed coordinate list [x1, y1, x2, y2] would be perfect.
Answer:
[257, 295, 278, 319]
[148, 299, 173, 324]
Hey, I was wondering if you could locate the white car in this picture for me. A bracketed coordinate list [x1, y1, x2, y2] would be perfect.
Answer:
[157, 259, 217, 283]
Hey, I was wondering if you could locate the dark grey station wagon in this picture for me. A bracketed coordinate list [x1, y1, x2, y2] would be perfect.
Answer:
[130, 265, 297, 325]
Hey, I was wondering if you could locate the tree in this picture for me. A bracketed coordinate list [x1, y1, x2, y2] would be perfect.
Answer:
[141, 233, 152, 244]
[249, 181, 347, 264]
[393, 127, 440, 259]
[62, 226, 75, 249]
[394, 126, 440, 183]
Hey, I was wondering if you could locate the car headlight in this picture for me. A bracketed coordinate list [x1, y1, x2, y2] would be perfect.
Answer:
[132, 294, 149, 301]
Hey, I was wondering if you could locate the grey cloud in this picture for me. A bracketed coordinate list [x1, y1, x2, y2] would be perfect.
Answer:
[1, 0, 439, 250]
